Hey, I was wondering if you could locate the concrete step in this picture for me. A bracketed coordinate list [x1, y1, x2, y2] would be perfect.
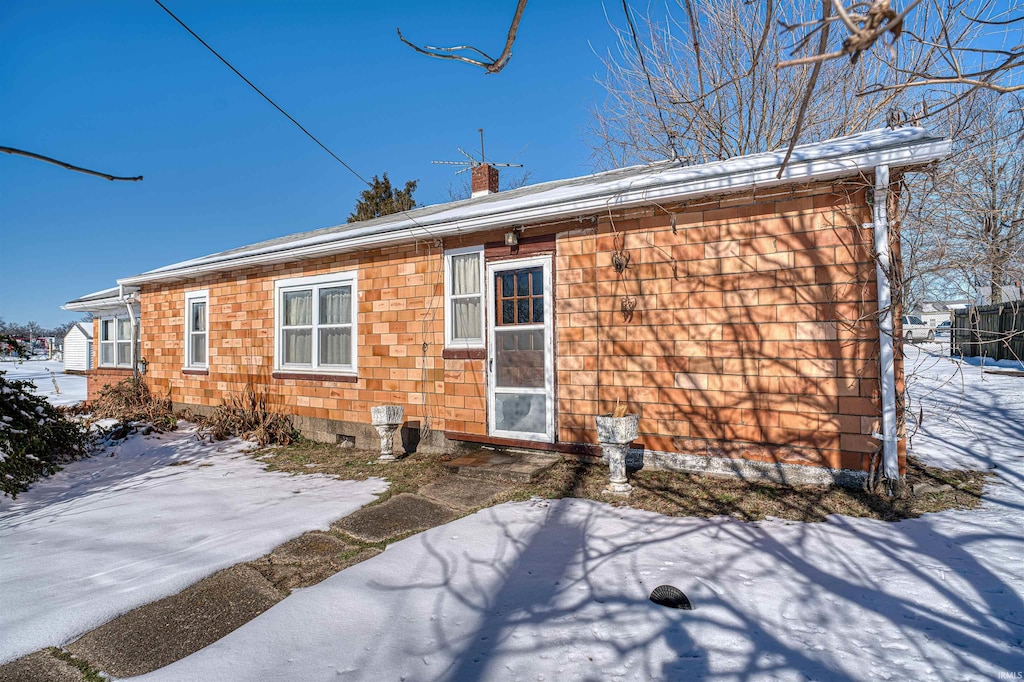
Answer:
[444, 450, 560, 483]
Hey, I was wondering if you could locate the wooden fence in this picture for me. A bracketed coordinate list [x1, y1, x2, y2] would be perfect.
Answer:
[951, 301, 1024, 361]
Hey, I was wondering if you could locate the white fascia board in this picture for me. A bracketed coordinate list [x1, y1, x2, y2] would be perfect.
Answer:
[117, 138, 950, 287]
[62, 287, 141, 314]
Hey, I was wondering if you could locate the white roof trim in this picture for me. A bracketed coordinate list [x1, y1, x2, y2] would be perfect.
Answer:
[62, 286, 141, 314]
[118, 127, 950, 286]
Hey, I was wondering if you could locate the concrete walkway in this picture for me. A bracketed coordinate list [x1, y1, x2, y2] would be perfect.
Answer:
[0, 469, 519, 681]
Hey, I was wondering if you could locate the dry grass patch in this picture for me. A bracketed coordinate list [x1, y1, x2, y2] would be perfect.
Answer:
[257, 440, 450, 506]
[498, 456, 988, 522]
[257, 441, 988, 523]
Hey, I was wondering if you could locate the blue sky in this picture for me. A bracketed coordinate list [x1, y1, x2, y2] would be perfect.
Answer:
[1, 1, 621, 327]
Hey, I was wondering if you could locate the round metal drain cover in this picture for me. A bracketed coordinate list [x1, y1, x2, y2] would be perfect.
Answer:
[649, 585, 692, 610]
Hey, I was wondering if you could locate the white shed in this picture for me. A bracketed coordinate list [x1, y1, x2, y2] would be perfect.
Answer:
[63, 323, 93, 373]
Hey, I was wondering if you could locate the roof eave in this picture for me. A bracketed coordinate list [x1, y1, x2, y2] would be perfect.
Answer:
[118, 137, 951, 287]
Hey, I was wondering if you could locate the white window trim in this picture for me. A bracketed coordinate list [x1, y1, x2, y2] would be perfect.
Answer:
[98, 315, 134, 369]
[273, 271, 359, 375]
[184, 289, 209, 370]
[444, 245, 486, 349]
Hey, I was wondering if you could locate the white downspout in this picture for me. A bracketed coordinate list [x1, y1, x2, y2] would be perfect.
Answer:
[123, 294, 139, 379]
[872, 165, 899, 482]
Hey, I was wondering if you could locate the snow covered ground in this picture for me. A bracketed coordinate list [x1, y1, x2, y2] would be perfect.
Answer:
[133, 345, 1024, 681]
[0, 427, 388, 663]
[0, 357, 87, 406]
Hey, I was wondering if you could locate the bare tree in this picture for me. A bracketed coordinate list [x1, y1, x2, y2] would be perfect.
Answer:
[901, 93, 1024, 306]
[780, 0, 1022, 96]
[587, 0, 906, 168]
[777, 0, 1024, 158]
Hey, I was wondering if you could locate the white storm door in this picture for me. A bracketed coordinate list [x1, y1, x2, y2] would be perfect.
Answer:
[486, 256, 555, 442]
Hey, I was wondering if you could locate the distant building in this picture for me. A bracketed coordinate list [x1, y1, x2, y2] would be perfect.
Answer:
[979, 280, 1023, 305]
[910, 300, 970, 327]
[62, 323, 93, 374]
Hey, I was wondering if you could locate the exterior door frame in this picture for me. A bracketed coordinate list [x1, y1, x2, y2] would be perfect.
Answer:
[486, 254, 555, 443]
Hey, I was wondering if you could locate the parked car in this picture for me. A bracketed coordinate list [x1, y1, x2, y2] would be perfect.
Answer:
[935, 320, 952, 339]
[902, 315, 934, 342]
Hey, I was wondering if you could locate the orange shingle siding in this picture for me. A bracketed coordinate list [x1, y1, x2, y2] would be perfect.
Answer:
[129, 179, 897, 474]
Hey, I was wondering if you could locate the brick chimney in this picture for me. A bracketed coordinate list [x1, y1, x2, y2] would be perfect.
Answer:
[471, 163, 499, 197]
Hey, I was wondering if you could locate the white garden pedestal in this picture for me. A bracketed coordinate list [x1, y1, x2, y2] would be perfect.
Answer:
[371, 405, 404, 462]
[596, 413, 639, 495]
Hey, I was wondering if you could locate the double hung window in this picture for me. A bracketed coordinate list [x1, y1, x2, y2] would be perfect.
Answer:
[444, 246, 485, 348]
[275, 272, 357, 373]
[184, 290, 209, 369]
[99, 317, 134, 368]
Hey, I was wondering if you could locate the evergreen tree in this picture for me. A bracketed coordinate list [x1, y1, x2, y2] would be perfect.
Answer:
[347, 174, 418, 223]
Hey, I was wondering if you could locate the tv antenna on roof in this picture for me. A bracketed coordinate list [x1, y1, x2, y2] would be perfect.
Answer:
[431, 128, 524, 174]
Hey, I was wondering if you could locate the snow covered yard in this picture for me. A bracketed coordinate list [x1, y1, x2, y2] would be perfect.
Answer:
[132, 346, 1023, 681]
[0, 426, 388, 663]
[0, 358, 87, 407]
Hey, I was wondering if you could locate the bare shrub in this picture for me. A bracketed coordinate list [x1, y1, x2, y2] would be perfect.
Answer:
[88, 377, 176, 430]
[196, 384, 297, 447]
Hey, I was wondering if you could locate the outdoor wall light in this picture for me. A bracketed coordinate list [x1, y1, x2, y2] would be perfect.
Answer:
[504, 229, 519, 247]
[138, 357, 148, 375]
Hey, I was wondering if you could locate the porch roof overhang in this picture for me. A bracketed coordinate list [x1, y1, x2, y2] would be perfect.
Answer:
[117, 127, 951, 287]
[62, 285, 141, 315]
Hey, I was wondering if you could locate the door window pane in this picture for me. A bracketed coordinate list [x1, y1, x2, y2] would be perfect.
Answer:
[516, 272, 530, 296]
[319, 327, 352, 366]
[517, 299, 530, 324]
[495, 329, 545, 388]
[494, 393, 547, 435]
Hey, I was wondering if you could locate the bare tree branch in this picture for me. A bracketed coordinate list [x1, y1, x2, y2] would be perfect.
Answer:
[0, 146, 143, 182]
[778, 0, 834, 178]
[779, 0, 1024, 100]
[397, 0, 528, 74]
[588, 0, 899, 168]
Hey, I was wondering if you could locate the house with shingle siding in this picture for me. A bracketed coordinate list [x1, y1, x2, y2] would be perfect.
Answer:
[65, 127, 950, 485]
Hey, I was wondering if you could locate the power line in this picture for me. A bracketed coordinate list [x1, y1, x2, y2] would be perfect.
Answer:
[152, 0, 370, 186]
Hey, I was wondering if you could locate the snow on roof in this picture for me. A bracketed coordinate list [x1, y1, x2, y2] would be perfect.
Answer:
[119, 126, 950, 286]
[64, 287, 120, 305]
[62, 285, 141, 313]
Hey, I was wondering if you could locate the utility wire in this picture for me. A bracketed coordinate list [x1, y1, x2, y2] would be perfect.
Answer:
[153, 0, 370, 186]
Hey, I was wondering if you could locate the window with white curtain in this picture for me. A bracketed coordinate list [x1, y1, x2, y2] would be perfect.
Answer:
[445, 246, 485, 347]
[275, 272, 357, 373]
[99, 316, 134, 368]
[184, 290, 209, 369]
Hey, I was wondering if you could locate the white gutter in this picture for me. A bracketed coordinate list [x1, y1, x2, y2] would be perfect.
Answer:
[117, 137, 951, 286]
[871, 165, 900, 482]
